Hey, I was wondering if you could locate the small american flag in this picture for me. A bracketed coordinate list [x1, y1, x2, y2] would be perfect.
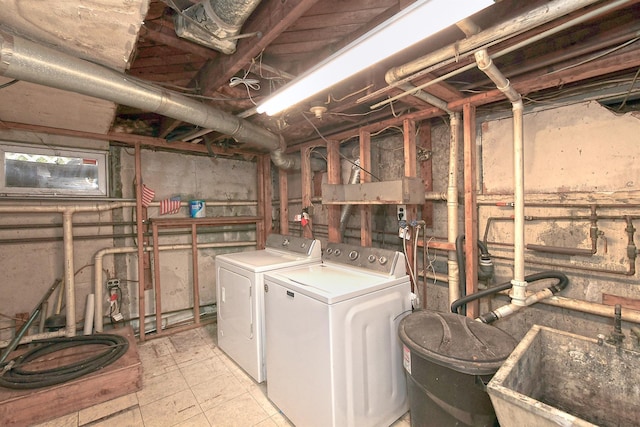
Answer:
[141, 185, 155, 207]
[160, 196, 182, 215]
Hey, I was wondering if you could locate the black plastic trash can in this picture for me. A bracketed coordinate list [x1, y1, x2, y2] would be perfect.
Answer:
[398, 310, 517, 427]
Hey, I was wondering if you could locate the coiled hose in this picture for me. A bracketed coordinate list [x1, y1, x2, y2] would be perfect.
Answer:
[0, 334, 129, 389]
[451, 271, 569, 316]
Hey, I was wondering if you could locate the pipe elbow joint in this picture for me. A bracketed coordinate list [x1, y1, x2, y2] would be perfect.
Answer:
[474, 49, 492, 70]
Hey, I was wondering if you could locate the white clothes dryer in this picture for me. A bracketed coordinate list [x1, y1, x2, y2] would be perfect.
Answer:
[215, 234, 321, 383]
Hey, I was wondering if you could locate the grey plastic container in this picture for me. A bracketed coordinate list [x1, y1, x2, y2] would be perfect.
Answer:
[398, 310, 517, 427]
[487, 325, 640, 427]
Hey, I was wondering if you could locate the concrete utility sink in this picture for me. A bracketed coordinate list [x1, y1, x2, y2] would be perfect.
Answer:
[487, 325, 640, 427]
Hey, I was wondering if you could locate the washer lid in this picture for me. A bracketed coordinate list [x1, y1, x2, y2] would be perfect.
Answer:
[398, 310, 517, 375]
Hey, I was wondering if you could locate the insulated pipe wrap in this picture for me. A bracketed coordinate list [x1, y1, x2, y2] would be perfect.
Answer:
[0, 31, 280, 153]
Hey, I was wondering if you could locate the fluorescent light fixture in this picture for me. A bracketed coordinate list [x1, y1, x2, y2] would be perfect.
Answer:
[256, 0, 493, 116]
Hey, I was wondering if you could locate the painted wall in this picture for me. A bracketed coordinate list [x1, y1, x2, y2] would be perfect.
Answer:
[425, 101, 640, 342]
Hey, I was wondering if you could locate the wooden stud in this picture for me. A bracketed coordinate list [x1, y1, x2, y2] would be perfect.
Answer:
[463, 103, 479, 319]
[279, 168, 289, 234]
[327, 140, 342, 242]
[420, 121, 434, 227]
[359, 129, 372, 247]
[301, 147, 313, 239]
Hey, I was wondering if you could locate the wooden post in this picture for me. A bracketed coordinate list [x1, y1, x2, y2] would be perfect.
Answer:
[327, 140, 342, 242]
[134, 143, 146, 341]
[256, 154, 271, 248]
[420, 121, 434, 228]
[404, 119, 418, 293]
[463, 103, 479, 318]
[359, 129, 372, 247]
[279, 168, 288, 235]
[301, 147, 313, 239]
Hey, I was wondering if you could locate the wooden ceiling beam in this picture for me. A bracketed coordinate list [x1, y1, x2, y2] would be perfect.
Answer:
[0, 121, 252, 157]
[140, 22, 218, 59]
[449, 45, 640, 111]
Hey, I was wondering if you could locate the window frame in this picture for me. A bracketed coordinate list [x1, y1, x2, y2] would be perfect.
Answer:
[0, 141, 109, 197]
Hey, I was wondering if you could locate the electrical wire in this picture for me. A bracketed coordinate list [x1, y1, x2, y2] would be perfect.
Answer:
[0, 334, 129, 389]
[301, 113, 382, 181]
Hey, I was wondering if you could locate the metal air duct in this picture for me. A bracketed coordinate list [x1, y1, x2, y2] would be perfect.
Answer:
[0, 30, 321, 171]
[173, 0, 263, 54]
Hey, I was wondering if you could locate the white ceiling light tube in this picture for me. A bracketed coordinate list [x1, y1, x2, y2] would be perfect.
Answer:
[256, 0, 493, 116]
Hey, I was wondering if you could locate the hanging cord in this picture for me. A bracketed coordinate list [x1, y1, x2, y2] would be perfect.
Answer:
[0, 334, 129, 389]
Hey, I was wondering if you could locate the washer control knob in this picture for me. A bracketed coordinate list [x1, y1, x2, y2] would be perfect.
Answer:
[264, 284, 269, 292]
[326, 248, 333, 255]
[282, 238, 290, 246]
[348, 250, 359, 260]
[367, 254, 376, 263]
[379, 256, 388, 265]
[334, 249, 341, 256]
[301, 242, 306, 249]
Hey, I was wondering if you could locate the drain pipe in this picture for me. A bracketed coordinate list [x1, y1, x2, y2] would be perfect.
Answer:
[447, 112, 461, 306]
[0, 31, 319, 171]
[0, 202, 131, 337]
[474, 49, 530, 318]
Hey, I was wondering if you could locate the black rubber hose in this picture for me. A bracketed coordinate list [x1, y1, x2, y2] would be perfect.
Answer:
[0, 334, 129, 389]
[454, 234, 496, 315]
[451, 271, 569, 315]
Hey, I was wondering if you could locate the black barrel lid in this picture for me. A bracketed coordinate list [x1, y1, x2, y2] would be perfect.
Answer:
[398, 310, 517, 375]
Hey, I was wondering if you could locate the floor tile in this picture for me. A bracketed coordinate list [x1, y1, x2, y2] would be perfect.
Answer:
[203, 393, 270, 427]
[78, 392, 139, 425]
[83, 407, 143, 427]
[179, 354, 231, 387]
[136, 367, 189, 406]
[190, 371, 246, 412]
[248, 384, 279, 416]
[140, 388, 202, 426]
[173, 412, 212, 427]
[171, 342, 217, 367]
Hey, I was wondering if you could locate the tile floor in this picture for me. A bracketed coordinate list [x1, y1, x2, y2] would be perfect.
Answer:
[34, 324, 411, 427]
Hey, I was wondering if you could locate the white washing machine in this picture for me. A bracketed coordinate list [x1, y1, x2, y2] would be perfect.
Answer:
[263, 242, 412, 427]
[215, 233, 321, 383]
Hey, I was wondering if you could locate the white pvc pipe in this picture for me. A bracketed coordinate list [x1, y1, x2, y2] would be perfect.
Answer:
[0, 202, 132, 337]
[83, 294, 94, 335]
[447, 113, 461, 306]
[385, 0, 603, 84]
[93, 241, 256, 332]
[474, 49, 527, 306]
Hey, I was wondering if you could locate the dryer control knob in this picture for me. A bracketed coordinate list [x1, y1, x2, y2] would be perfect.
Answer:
[326, 248, 333, 254]
[264, 284, 269, 292]
[367, 254, 376, 263]
[282, 238, 290, 246]
[301, 242, 306, 248]
[348, 250, 359, 260]
[334, 249, 341, 256]
[379, 256, 388, 265]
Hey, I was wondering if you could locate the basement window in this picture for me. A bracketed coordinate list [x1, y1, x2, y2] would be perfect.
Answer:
[0, 142, 108, 197]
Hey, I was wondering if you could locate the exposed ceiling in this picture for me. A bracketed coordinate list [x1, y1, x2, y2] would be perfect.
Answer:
[1, 0, 640, 155]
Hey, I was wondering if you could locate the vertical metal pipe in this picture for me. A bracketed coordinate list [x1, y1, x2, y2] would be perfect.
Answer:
[62, 211, 76, 335]
[474, 49, 527, 305]
[135, 143, 147, 340]
[447, 113, 460, 306]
